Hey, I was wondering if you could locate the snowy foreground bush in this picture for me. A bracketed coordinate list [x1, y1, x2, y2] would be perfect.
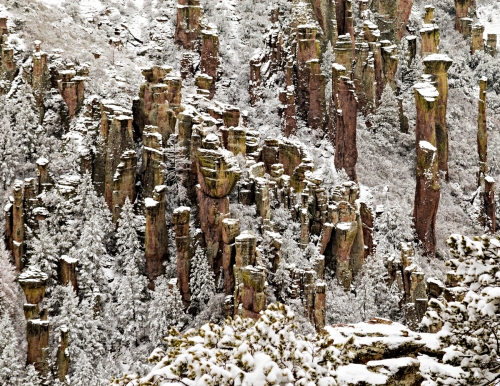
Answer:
[112, 234, 500, 386]
[113, 303, 340, 385]
[423, 234, 500, 385]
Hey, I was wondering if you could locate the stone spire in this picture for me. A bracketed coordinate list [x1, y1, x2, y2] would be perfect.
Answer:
[423, 54, 453, 180]
[413, 82, 440, 257]
[333, 74, 358, 182]
[145, 185, 169, 287]
[477, 77, 496, 233]
[175, 0, 202, 49]
[454, 0, 476, 32]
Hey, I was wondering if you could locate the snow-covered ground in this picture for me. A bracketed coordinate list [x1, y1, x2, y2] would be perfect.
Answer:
[477, 1, 500, 44]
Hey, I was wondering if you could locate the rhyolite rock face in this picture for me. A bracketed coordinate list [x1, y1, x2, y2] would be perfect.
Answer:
[423, 54, 453, 180]
[145, 185, 169, 287]
[175, 0, 202, 49]
[173, 207, 191, 306]
[454, 0, 476, 32]
[196, 133, 241, 281]
[334, 75, 358, 182]
[413, 82, 440, 258]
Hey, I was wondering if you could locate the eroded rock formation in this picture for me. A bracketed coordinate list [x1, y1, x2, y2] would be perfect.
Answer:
[413, 82, 440, 257]
[145, 185, 169, 287]
[423, 54, 453, 180]
[175, 0, 202, 49]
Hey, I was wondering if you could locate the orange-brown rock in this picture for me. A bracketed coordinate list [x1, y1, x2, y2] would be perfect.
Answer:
[222, 218, 239, 295]
[175, 0, 202, 49]
[423, 54, 453, 180]
[307, 59, 327, 131]
[486, 34, 497, 56]
[296, 25, 320, 123]
[12, 180, 24, 271]
[314, 281, 326, 329]
[112, 150, 137, 222]
[145, 185, 169, 287]
[360, 201, 374, 258]
[354, 42, 376, 114]
[55, 326, 69, 382]
[196, 133, 241, 276]
[31, 41, 49, 112]
[483, 176, 496, 233]
[27, 319, 49, 373]
[371, 0, 413, 42]
[334, 34, 353, 74]
[420, 24, 439, 57]
[459, 18, 473, 38]
[142, 125, 165, 200]
[132, 65, 175, 139]
[59, 255, 78, 292]
[200, 30, 219, 98]
[413, 82, 440, 257]
[336, 0, 354, 41]
[173, 206, 191, 305]
[381, 41, 399, 91]
[104, 114, 134, 211]
[471, 24, 485, 54]
[334, 75, 358, 181]
[454, 0, 476, 32]
[58, 69, 85, 119]
[239, 265, 266, 320]
[180, 52, 195, 79]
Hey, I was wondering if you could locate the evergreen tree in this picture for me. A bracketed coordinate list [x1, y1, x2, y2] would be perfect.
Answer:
[164, 134, 189, 212]
[149, 276, 186, 346]
[189, 246, 215, 311]
[69, 212, 110, 298]
[28, 220, 59, 286]
[352, 255, 401, 322]
[0, 314, 24, 385]
[23, 365, 42, 386]
[114, 263, 148, 350]
[369, 84, 400, 137]
[115, 198, 143, 275]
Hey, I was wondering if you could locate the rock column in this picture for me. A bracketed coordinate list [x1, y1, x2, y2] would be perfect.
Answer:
[175, 0, 202, 49]
[471, 24, 485, 54]
[222, 218, 239, 295]
[12, 180, 24, 271]
[112, 150, 137, 222]
[196, 134, 241, 278]
[55, 326, 70, 382]
[59, 255, 78, 292]
[145, 185, 169, 287]
[423, 54, 453, 180]
[296, 25, 320, 123]
[200, 30, 219, 98]
[19, 268, 49, 374]
[334, 75, 358, 181]
[477, 78, 496, 232]
[454, 0, 476, 32]
[413, 82, 440, 257]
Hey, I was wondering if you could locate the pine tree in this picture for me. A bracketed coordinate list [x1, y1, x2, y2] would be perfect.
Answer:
[164, 134, 189, 212]
[115, 263, 148, 350]
[352, 255, 400, 321]
[189, 246, 215, 311]
[149, 276, 186, 346]
[23, 365, 42, 386]
[69, 212, 109, 298]
[28, 220, 59, 286]
[0, 313, 24, 385]
[115, 198, 143, 275]
[369, 84, 400, 137]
